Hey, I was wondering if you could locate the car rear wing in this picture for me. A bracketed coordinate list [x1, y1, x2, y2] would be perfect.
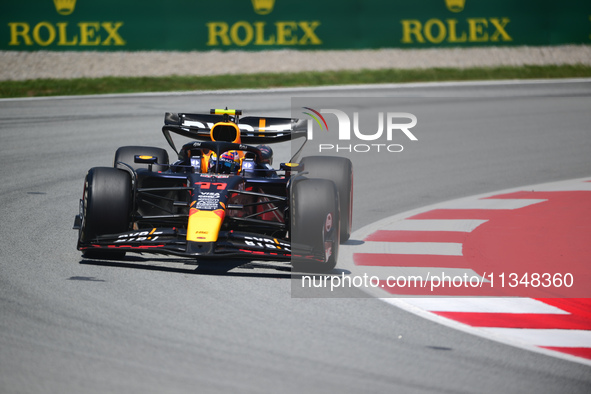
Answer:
[163, 112, 307, 145]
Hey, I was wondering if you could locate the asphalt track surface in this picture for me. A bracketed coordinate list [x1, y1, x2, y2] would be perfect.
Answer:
[1, 80, 590, 393]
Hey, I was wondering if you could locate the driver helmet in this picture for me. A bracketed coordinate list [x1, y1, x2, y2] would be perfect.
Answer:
[208, 151, 241, 174]
[256, 145, 273, 165]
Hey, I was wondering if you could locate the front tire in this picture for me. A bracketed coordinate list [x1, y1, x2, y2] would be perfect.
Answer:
[79, 167, 132, 258]
[291, 178, 340, 273]
[299, 156, 353, 242]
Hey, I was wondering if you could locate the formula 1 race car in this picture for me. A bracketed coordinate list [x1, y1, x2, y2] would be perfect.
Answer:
[74, 109, 353, 272]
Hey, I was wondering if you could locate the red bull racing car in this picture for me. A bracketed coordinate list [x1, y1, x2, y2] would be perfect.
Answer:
[74, 109, 353, 272]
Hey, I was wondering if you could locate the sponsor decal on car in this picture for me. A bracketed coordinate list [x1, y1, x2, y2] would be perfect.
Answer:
[244, 235, 290, 251]
[114, 229, 164, 243]
[325, 212, 333, 232]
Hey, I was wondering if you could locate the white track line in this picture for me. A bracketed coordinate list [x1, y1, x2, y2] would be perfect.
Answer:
[382, 219, 488, 232]
[480, 328, 591, 348]
[530, 182, 591, 192]
[353, 241, 463, 256]
[399, 297, 569, 314]
[3, 78, 590, 102]
[440, 198, 546, 210]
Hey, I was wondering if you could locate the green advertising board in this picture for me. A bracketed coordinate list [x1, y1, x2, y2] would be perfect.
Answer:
[2, 0, 591, 51]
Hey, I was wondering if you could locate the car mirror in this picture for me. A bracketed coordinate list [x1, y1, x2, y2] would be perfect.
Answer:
[134, 155, 158, 165]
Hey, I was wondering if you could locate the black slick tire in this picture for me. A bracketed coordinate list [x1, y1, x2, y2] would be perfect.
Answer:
[291, 178, 340, 273]
[299, 156, 353, 242]
[79, 167, 131, 259]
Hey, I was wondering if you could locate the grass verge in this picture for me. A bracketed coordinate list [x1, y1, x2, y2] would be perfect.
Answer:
[1, 64, 590, 98]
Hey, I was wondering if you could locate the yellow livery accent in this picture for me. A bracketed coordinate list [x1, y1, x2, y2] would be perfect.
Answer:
[211, 108, 242, 116]
[210, 121, 241, 143]
[187, 208, 225, 242]
[213, 109, 235, 115]
[258, 118, 266, 136]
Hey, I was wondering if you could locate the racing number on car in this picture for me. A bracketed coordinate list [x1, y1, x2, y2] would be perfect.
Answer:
[195, 182, 227, 190]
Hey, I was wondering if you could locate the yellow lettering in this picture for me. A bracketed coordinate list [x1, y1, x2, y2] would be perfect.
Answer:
[468, 18, 488, 42]
[424, 19, 446, 43]
[8, 22, 33, 45]
[401, 20, 424, 43]
[298, 21, 321, 45]
[446, 19, 467, 43]
[230, 21, 254, 46]
[33, 22, 56, 46]
[254, 22, 274, 45]
[78, 22, 100, 45]
[57, 22, 77, 45]
[101, 22, 125, 45]
[276, 21, 297, 45]
[489, 18, 511, 41]
[206, 22, 230, 46]
[401, 16, 513, 45]
[206, 20, 322, 47]
[8, 21, 126, 47]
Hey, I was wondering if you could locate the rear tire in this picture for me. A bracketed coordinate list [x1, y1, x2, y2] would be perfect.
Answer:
[79, 167, 132, 259]
[114, 146, 169, 171]
[291, 178, 340, 273]
[300, 156, 353, 242]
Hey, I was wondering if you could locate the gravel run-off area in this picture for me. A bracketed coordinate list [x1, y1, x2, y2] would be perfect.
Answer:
[1, 45, 590, 81]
